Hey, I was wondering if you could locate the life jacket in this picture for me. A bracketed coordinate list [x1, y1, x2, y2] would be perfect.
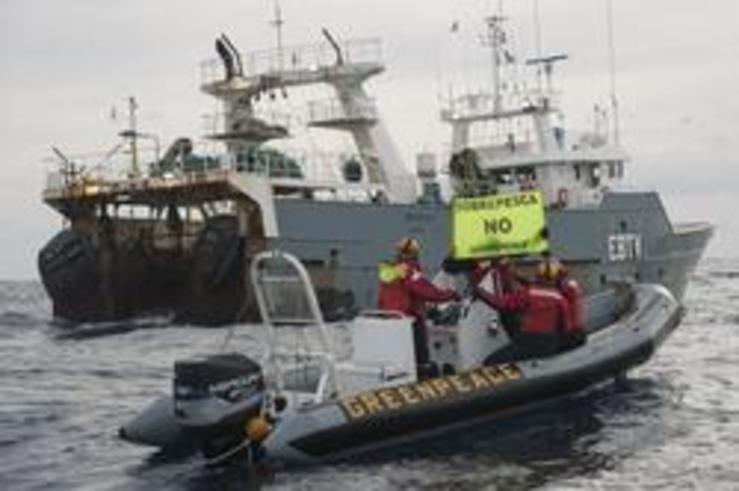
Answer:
[378, 259, 457, 319]
[377, 261, 412, 316]
[518, 286, 569, 335]
[558, 277, 585, 334]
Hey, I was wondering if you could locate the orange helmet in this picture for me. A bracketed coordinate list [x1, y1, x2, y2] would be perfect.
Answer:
[395, 237, 422, 257]
[537, 259, 565, 281]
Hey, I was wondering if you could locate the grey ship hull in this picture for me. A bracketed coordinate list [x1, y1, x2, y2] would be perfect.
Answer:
[272, 191, 712, 306]
[39, 190, 712, 325]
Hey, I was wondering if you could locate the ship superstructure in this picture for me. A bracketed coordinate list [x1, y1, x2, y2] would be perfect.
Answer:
[432, 10, 712, 300]
[441, 14, 627, 208]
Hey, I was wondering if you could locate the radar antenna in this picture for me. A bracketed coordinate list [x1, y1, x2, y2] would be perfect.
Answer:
[526, 54, 568, 101]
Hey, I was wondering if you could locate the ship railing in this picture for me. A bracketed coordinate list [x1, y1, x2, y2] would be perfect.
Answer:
[201, 38, 383, 85]
[440, 91, 535, 122]
[203, 108, 294, 136]
[437, 136, 538, 168]
[439, 127, 623, 169]
[44, 142, 376, 199]
[220, 146, 360, 184]
[43, 144, 161, 191]
[307, 97, 378, 125]
[441, 92, 494, 121]
[563, 130, 612, 151]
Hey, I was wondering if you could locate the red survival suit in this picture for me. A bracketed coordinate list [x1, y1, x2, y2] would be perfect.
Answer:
[378, 259, 459, 374]
[378, 259, 458, 319]
[556, 275, 586, 348]
[476, 284, 571, 361]
[472, 259, 522, 294]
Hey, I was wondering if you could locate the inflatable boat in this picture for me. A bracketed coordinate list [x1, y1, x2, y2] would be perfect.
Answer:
[119, 251, 682, 466]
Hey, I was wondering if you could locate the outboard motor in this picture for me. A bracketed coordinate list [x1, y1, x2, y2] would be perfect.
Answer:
[173, 353, 265, 458]
[174, 354, 264, 424]
[118, 353, 265, 453]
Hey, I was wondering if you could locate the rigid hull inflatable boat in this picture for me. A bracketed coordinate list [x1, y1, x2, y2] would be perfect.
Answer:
[119, 251, 681, 466]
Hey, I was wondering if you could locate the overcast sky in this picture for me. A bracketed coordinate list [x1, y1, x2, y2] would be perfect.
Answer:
[0, 0, 737, 279]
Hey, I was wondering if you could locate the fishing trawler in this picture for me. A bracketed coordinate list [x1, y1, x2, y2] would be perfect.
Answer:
[38, 4, 713, 325]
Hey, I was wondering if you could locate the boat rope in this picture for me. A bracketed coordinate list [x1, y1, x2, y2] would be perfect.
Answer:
[204, 438, 251, 467]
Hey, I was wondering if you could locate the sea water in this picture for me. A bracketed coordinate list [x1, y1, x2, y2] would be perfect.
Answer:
[1, 259, 738, 490]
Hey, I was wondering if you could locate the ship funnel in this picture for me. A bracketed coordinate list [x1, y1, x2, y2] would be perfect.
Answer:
[215, 38, 236, 80]
[220, 33, 244, 77]
[321, 28, 344, 66]
[215, 34, 244, 80]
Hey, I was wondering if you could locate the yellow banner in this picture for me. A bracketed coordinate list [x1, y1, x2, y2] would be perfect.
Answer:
[452, 191, 549, 259]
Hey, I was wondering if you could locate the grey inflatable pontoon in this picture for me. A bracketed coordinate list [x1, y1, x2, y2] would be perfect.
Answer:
[119, 251, 681, 466]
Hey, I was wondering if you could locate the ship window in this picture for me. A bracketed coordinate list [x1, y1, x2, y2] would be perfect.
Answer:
[608, 163, 616, 179]
[590, 165, 601, 187]
[495, 170, 513, 185]
[575, 164, 581, 180]
[600, 274, 607, 286]
[516, 167, 536, 187]
[620, 221, 628, 232]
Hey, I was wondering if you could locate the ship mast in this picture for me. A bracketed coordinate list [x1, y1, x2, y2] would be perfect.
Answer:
[482, 11, 507, 114]
[270, 0, 285, 71]
[127, 96, 140, 177]
[532, 0, 543, 91]
[606, 0, 621, 145]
